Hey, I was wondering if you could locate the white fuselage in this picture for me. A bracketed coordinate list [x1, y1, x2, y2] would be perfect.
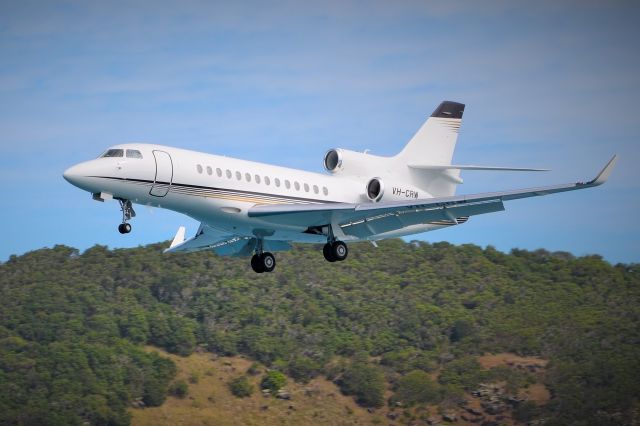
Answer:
[63, 143, 451, 244]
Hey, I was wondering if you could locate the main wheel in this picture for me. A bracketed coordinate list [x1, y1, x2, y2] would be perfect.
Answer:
[251, 254, 265, 273]
[323, 243, 336, 262]
[118, 223, 132, 234]
[260, 252, 276, 273]
[331, 241, 348, 261]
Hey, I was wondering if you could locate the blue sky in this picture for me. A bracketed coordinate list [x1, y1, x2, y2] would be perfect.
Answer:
[1, 1, 638, 263]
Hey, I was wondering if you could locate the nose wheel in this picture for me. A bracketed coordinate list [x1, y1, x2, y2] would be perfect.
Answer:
[116, 199, 136, 234]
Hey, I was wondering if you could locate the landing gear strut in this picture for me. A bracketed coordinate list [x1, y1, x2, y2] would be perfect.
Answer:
[251, 239, 276, 273]
[117, 199, 136, 234]
[322, 225, 348, 262]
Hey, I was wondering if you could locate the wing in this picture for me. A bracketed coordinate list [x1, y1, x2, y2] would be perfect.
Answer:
[248, 155, 617, 239]
[164, 223, 291, 256]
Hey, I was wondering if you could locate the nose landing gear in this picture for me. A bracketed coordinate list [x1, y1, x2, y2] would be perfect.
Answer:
[118, 223, 132, 234]
[117, 199, 136, 234]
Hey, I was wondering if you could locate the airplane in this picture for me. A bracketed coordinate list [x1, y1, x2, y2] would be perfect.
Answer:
[63, 101, 617, 273]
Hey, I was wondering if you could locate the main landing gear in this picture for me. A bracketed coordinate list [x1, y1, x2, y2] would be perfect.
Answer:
[251, 252, 276, 273]
[251, 239, 276, 273]
[323, 240, 348, 262]
[322, 225, 348, 263]
[117, 199, 136, 234]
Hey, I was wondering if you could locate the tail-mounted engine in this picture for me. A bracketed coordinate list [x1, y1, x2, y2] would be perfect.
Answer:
[366, 177, 384, 202]
[365, 176, 425, 202]
[323, 148, 384, 177]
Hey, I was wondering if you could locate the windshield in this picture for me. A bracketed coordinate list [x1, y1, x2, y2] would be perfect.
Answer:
[101, 149, 124, 158]
[126, 149, 143, 159]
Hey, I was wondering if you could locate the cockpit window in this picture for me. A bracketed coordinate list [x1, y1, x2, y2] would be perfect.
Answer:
[126, 149, 143, 159]
[101, 149, 124, 158]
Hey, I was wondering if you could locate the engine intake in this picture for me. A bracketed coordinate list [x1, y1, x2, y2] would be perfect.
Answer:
[366, 177, 384, 202]
[323, 149, 343, 172]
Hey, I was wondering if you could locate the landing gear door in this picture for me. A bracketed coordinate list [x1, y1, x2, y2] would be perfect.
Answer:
[150, 150, 173, 197]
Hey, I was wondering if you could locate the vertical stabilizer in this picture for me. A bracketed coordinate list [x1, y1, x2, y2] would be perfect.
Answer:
[396, 101, 464, 163]
[395, 101, 465, 197]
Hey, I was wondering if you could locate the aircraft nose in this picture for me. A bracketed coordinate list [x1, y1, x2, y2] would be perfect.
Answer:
[63, 162, 92, 187]
[63, 164, 81, 184]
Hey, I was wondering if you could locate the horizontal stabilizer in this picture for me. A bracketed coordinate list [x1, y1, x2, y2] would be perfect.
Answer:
[408, 164, 549, 172]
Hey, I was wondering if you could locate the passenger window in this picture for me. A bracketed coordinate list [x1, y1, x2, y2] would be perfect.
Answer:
[304, 183, 309, 192]
[313, 185, 319, 194]
[207, 166, 213, 175]
[255, 175, 261, 184]
[216, 168, 222, 177]
[126, 149, 143, 159]
[285, 180, 291, 189]
[236, 171, 241, 180]
[323, 187, 328, 196]
[102, 149, 124, 158]
[245, 173, 251, 182]
[197, 164, 203, 174]
[275, 178, 281, 187]
[264, 176, 270, 185]
[294, 182, 300, 191]
[226, 170, 232, 178]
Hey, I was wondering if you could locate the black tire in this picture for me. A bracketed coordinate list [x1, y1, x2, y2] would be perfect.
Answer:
[331, 241, 348, 261]
[118, 223, 127, 234]
[261, 252, 276, 273]
[251, 254, 264, 273]
[123, 223, 132, 234]
[323, 243, 336, 262]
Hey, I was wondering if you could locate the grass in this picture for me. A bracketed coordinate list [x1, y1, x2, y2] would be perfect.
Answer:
[131, 347, 382, 426]
[132, 347, 552, 425]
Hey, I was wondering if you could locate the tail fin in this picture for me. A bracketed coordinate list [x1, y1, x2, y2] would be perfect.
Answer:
[395, 101, 465, 197]
[395, 101, 465, 163]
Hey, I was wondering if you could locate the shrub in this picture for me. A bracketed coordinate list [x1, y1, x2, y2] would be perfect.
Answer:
[228, 376, 254, 398]
[169, 380, 188, 398]
[261, 370, 287, 393]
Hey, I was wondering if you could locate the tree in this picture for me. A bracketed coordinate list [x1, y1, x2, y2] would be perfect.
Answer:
[338, 359, 385, 408]
[392, 370, 440, 406]
[288, 356, 321, 383]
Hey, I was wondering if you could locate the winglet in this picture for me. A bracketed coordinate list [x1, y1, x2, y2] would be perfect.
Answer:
[588, 155, 618, 186]
[169, 226, 186, 249]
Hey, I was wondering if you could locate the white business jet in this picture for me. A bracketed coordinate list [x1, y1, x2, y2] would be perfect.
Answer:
[63, 101, 616, 273]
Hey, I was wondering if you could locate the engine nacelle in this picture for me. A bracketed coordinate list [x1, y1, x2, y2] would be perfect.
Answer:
[323, 148, 427, 202]
[323, 148, 387, 177]
[365, 176, 426, 202]
[366, 177, 384, 202]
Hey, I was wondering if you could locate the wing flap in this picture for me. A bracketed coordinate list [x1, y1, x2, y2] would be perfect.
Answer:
[164, 223, 293, 256]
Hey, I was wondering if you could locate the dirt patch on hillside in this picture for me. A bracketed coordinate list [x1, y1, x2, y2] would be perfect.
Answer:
[519, 383, 551, 405]
[478, 352, 548, 370]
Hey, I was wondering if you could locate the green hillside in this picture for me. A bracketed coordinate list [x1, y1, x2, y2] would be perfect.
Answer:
[1, 240, 638, 425]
